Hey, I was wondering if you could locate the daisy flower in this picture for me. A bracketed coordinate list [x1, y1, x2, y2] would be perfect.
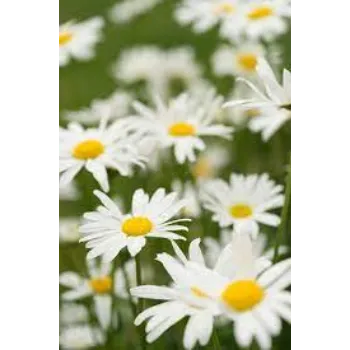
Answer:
[188, 234, 291, 349]
[200, 173, 284, 237]
[79, 188, 190, 261]
[60, 218, 81, 243]
[59, 325, 105, 349]
[172, 180, 201, 218]
[191, 144, 230, 179]
[212, 42, 265, 78]
[128, 89, 233, 164]
[64, 90, 133, 126]
[221, 0, 291, 42]
[59, 259, 114, 330]
[113, 46, 202, 99]
[109, 0, 163, 24]
[59, 17, 104, 67]
[131, 239, 221, 349]
[60, 303, 89, 326]
[224, 58, 291, 141]
[175, 0, 240, 35]
[204, 229, 288, 268]
[59, 118, 147, 192]
[59, 181, 80, 201]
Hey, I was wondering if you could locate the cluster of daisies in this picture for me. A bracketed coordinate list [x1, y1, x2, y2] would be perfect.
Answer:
[60, 0, 291, 349]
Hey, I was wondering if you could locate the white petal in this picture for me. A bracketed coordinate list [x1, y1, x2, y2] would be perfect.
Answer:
[127, 237, 147, 257]
[86, 160, 109, 192]
[131, 286, 176, 300]
[258, 258, 291, 290]
[94, 295, 112, 330]
[188, 238, 205, 265]
[59, 272, 83, 288]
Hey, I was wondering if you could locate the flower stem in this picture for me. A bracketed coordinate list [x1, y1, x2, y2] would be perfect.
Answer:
[211, 329, 222, 350]
[273, 156, 291, 263]
[135, 254, 146, 350]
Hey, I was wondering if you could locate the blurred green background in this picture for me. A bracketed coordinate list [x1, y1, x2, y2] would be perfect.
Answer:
[60, 1, 291, 349]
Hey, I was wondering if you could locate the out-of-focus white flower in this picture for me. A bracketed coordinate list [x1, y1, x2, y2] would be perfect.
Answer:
[60, 259, 114, 329]
[191, 145, 230, 179]
[221, 0, 291, 42]
[113, 46, 202, 98]
[59, 325, 105, 349]
[59, 119, 147, 192]
[60, 218, 81, 243]
[59, 17, 104, 67]
[212, 42, 265, 78]
[109, 0, 163, 24]
[64, 91, 133, 125]
[59, 181, 80, 201]
[172, 180, 201, 217]
[128, 90, 233, 164]
[200, 173, 284, 237]
[60, 303, 89, 326]
[79, 188, 190, 261]
[203, 229, 288, 268]
[175, 0, 240, 35]
[224, 58, 291, 141]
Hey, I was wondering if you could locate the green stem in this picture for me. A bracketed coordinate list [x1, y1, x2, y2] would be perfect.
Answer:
[210, 329, 222, 350]
[135, 255, 146, 350]
[273, 156, 291, 263]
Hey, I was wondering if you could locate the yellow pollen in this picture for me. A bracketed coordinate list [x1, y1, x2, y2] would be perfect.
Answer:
[247, 5, 274, 20]
[59, 31, 73, 46]
[89, 276, 112, 294]
[191, 287, 209, 298]
[168, 122, 196, 137]
[244, 109, 260, 118]
[215, 3, 235, 14]
[192, 158, 212, 178]
[237, 53, 258, 72]
[230, 204, 253, 219]
[221, 280, 264, 312]
[122, 217, 153, 237]
[72, 140, 105, 160]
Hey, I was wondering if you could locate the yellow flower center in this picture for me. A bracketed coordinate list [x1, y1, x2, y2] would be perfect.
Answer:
[192, 158, 212, 178]
[89, 276, 112, 294]
[221, 280, 264, 312]
[168, 122, 196, 137]
[191, 287, 209, 298]
[122, 217, 153, 237]
[59, 31, 73, 46]
[215, 3, 235, 14]
[72, 140, 105, 160]
[230, 204, 253, 219]
[247, 5, 274, 20]
[244, 109, 260, 118]
[237, 53, 258, 72]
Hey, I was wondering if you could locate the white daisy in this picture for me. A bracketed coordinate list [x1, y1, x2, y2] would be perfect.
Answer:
[109, 0, 163, 24]
[60, 303, 89, 326]
[188, 234, 291, 349]
[59, 325, 105, 349]
[59, 259, 114, 330]
[64, 90, 133, 126]
[113, 46, 202, 99]
[128, 89, 233, 164]
[172, 180, 201, 218]
[175, 0, 240, 35]
[212, 42, 265, 78]
[131, 240, 221, 349]
[59, 17, 104, 67]
[224, 58, 291, 141]
[79, 188, 190, 261]
[59, 181, 80, 201]
[59, 118, 147, 192]
[204, 229, 288, 268]
[60, 218, 81, 243]
[191, 144, 230, 179]
[200, 173, 284, 237]
[221, 0, 291, 42]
